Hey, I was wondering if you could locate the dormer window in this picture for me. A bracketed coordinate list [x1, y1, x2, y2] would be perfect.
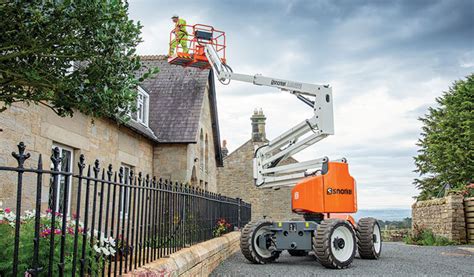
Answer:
[136, 86, 149, 126]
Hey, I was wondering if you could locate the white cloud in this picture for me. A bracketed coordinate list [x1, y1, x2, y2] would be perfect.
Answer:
[459, 51, 474, 68]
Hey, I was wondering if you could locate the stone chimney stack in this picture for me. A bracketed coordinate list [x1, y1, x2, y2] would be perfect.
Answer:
[221, 140, 229, 158]
[251, 108, 266, 142]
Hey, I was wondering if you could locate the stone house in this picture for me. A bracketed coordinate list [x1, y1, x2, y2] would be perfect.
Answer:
[139, 55, 223, 192]
[0, 54, 222, 213]
[217, 109, 299, 221]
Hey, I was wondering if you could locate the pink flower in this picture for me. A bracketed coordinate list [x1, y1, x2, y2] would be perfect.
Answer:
[5, 208, 11, 213]
[54, 229, 61, 235]
[67, 227, 74, 235]
[467, 183, 474, 189]
[40, 228, 52, 238]
[45, 208, 52, 214]
[72, 213, 78, 220]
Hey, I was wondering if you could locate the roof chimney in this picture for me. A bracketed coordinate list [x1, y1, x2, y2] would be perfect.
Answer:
[221, 140, 229, 158]
[251, 108, 266, 142]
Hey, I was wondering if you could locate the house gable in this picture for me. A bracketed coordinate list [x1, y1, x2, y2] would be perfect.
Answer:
[138, 55, 222, 166]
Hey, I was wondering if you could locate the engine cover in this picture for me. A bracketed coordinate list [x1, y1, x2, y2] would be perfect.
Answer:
[291, 161, 357, 214]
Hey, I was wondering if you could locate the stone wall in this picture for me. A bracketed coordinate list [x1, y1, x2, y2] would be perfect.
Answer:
[124, 231, 240, 276]
[412, 194, 467, 243]
[0, 102, 155, 212]
[217, 140, 299, 221]
[196, 83, 218, 193]
[153, 144, 189, 182]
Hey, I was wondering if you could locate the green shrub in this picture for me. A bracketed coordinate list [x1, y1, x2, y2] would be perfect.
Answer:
[404, 224, 456, 246]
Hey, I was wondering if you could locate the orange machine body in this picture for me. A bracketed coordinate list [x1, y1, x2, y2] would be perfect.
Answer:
[291, 162, 357, 214]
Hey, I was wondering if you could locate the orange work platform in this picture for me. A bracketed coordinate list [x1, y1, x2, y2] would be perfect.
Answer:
[168, 24, 226, 69]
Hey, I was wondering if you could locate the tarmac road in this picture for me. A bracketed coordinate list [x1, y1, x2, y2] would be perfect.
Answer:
[210, 242, 474, 276]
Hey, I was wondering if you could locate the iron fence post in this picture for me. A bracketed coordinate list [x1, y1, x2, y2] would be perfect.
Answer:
[237, 198, 242, 229]
[11, 142, 30, 277]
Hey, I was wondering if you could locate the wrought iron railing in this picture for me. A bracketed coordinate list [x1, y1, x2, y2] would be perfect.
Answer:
[0, 142, 251, 276]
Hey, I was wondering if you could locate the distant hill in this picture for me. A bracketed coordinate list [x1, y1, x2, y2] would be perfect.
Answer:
[354, 209, 411, 221]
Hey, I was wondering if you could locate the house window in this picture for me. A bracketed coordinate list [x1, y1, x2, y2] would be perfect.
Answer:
[48, 144, 74, 215]
[205, 134, 209, 173]
[136, 86, 149, 126]
[120, 164, 132, 219]
[191, 166, 198, 187]
[199, 129, 204, 171]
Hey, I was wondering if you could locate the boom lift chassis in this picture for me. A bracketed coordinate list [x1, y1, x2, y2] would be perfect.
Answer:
[168, 24, 381, 269]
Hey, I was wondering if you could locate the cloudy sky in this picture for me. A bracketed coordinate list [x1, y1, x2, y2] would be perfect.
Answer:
[128, 0, 474, 209]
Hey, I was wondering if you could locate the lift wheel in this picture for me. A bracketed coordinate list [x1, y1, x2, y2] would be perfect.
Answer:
[313, 219, 356, 269]
[357, 217, 382, 259]
[240, 220, 281, 264]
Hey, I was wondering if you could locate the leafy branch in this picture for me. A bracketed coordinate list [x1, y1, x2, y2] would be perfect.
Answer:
[0, 0, 159, 120]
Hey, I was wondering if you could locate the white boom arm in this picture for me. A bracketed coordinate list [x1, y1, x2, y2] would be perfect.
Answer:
[205, 44, 335, 189]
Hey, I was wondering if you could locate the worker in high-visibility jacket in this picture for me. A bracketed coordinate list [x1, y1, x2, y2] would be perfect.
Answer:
[169, 15, 189, 56]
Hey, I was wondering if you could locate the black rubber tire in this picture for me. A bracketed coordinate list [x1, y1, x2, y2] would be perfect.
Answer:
[240, 220, 280, 264]
[357, 217, 382, 259]
[288, 249, 309, 256]
[313, 219, 356, 269]
[303, 213, 324, 224]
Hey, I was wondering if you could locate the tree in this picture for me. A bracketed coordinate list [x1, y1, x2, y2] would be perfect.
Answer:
[414, 74, 474, 200]
[0, 0, 157, 119]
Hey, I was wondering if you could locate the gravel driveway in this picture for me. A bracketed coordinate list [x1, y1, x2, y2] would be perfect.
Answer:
[211, 242, 474, 276]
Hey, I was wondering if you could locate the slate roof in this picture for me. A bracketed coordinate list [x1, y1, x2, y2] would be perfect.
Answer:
[124, 117, 159, 142]
[137, 55, 223, 166]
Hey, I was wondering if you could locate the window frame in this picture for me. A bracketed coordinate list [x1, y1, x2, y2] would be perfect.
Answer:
[49, 143, 74, 216]
[205, 134, 209, 174]
[120, 164, 133, 219]
[199, 129, 204, 172]
[136, 86, 149, 127]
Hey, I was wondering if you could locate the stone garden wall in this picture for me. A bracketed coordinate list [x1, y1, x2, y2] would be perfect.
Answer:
[412, 194, 467, 243]
[123, 231, 240, 276]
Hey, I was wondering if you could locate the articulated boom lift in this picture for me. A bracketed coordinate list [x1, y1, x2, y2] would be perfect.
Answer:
[169, 24, 381, 269]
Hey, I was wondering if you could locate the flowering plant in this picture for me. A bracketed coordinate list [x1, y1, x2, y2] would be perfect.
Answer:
[213, 218, 232, 237]
[113, 234, 133, 260]
[0, 208, 16, 226]
[447, 182, 474, 197]
[0, 208, 116, 276]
